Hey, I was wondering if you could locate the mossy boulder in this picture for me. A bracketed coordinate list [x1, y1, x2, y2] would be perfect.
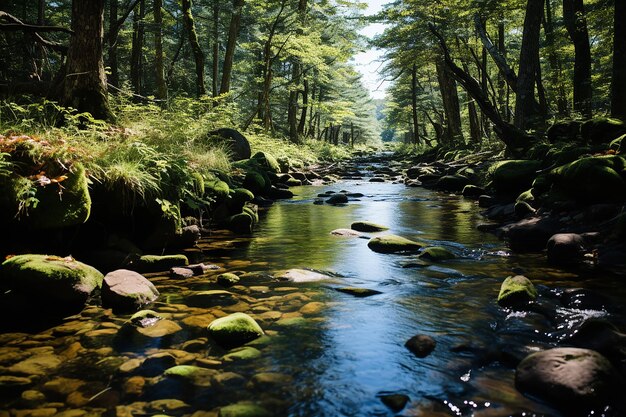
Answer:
[205, 174, 231, 201]
[208, 128, 251, 161]
[580, 117, 626, 144]
[497, 275, 538, 307]
[217, 273, 240, 287]
[163, 365, 216, 387]
[208, 313, 264, 348]
[228, 188, 254, 212]
[488, 160, 542, 195]
[514, 189, 537, 217]
[242, 171, 269, 196]
[367, 235, 423, 254]
[251, 151, 280, 173]
[418, 246, 456, 261]
[547, 120, 582, 143]
[131, 254, 189, 273]
[226, 212, 254, 234]
[0, 254, 103, 310]
[435, 175, 471, 192]
[219, 403, 272, 417]
[550, 156, 626, 203]
[222, 346, 261, 361]
[462, 184, 485, 198]
[351, 221, 389, 232]
[29, 163, 91, 229]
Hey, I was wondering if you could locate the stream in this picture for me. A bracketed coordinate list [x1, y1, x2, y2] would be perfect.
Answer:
[1, 159, 625, 416]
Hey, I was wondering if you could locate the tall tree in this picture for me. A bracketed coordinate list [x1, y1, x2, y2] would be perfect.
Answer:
[288, 0, 308, 143]
[107, 0, 119, 88]
[181, 0, 206, 97]
[435, 56, 464, 145]
[543, 0, 568, 116]
[220, 0, 244, 95]
[563, 0, 592, 118]
[411, 62, 420, 144]
[130, 0, 145, 95]
[211, 0, 219, 98]
[611, 0, 626, 120]
[154, 0, 167, 101]
[62, 0, 113, 120]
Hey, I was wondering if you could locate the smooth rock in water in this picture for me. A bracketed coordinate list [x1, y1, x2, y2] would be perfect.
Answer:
[488, 160, 542, 195]
[351, 221, 389, 232]
[330, 228, 363, 237]
[326, 193, 348, 205]
[546, 233, 586, 265]
[435, 175, 470, 192]
[377, 393, 410, 412]
[0, 254, 103, 311]
[219, 402, 272, 417]
[478, 195, 495, 208]
[217, 273, 240, 287]
[0, 376, 33, 395]
[367, 235, 422, 254]
[499, 216, 561, 252]
[515, 348, 621, 411]
[163, 365, 216, 387]
[135, 319, 181, 338]
[186, 290, 238, 307]
[101, 269, 159, 312]
[130, 310, 163, 328]
[405, 335, 436, 358]
[222, 346, 261, 361]
[208, 313, 264, 348]
[276, 269, 333, 283]
[130, 254, 189, 273]
[267, 186, 294, 200]
[9, 354, 62, 376]
[497, 275, 537, 307]
[418, 246, 456, 261]
[462, 185, 485, 198]
[335, 287, 382, 297]
[170, 267, 194, 279]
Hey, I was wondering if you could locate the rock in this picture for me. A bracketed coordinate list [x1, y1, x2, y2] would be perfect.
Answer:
[497, 275, 537, 307]
[219, 403, 272, 417]
[226, 212, 255, 234]
[435, 175, 470, 192]
[377, 393, 409, 412]
[130, 310, 163, 328]
[217, 273, 240, 287]
[488, 160, 542, 195]
[208, 313, 264, 348]
[350, 221, 389, 232]
[580, 117, 626, 144]
[139, 353, 177, 377]
[418, 246, 456, 261]
[275, 269, 333, 283]
[547, 120, 583, 143]
[0, 254, 103, 311]
[267, 186, 294, 200]
[209, 128, 251, 161]
[405, 335, 436, 358]
[499, 216, 561, 252]
[135, 319, 182, 338]
[462, 184, 485, 198]
[163, 365, 216, 387]
[101, 269, 159, 312]
[515, 348, 622, 411]
[170, 267, 194, 279]
[186, 290, 238, 307]
[9, 354, 62, 376]
[130, 254, 189, 273]
[251, 151, 281, 173]
[222, 346, 261, 361]
[478, 195, 495, 208]
[330, 228, 363, 237]
[335, 287, 382, 297]
[0, 376, 33, 395]
[326, 193, 348, 205]
[367, 235, 422, 254]
[243, 171, 268, 196]
[228, 188, 255, 212]
[546, 233, 586, 265]
[300, 302, 324, 315]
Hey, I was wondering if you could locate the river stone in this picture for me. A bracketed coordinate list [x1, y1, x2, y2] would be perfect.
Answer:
[351, 221, 389, 232]
[435, 175, 470, 192]
[499, 216, 561, 252]
[0, 254, 103, 310]
[515, 348, 621, 411]
[136, 319, 182, 338]
[101, 269, 159, 312]
[0, 376, 33, 394]
[251, 151, 281, 173]
[131, 254, 189, 273]
[377, 393, 410, 412]
[163, 365, 217, 387]
[326, 193, 348, 205]
[418, 246, 456, 261]
[462, 184, 485, 198]
[8, 353, 62, 376]
[219, 403, 272, 417]
[489, 160, 541, 195]
[170, 267, 194, 279]
[330, 228, 363, 237]
[209, 128, 251, 161]
[335, 287, 382, 297]
[130, 310, 163, 328]
[186, 290, 238, 307]
[139, 353, 177, 377]
[404, 335, 436, 358]
[275, 269, 333, 283]
[217, 273, 240, 287]
[367, 235, 422, 254]
[497, 275, 538, 308]
[208, 313, 264, 348]
[546, 233, 586, 265]
[222, 346, 261, 361]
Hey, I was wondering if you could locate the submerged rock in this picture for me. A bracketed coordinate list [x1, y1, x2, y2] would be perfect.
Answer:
[275, 269, 334, 283]
[163, 365, 216, 387]
[130, 254, 189, 273]
[405, 335, 436, 358]
[219, 402, 272, 417]
[217, 273, 241, 287]
[499, 216, 561, 252]
[208, 313, 264, 348]
[546, 233, 586, 265]
[351, 221, 389, 232]
[326, 193, 348, 205]
[101, 269, 159, 312]
[418, 246, 456, 261]
[377, 392, 410, 412]
[497, 275, 538, 308]
[330, 228, 363, 237]
[367, 235, 422, 254]
[335, 287, 382, 297]
[130, 310, 163, 328]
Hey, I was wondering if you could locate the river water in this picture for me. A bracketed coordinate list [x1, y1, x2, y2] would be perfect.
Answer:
[1, 167, 625, 416]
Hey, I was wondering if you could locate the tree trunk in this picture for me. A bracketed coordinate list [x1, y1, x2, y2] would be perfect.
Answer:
[411, 63, 420, 144]
[611, 0, 626, 120]
[514, 0, 544, 130]
[497, 17, 508, 121]
[107, 0, 119, 88]
[220, 0, 244, 95]
[130, 0, 145, 96]
[543, 0, 569, 116]
[62, 0, 112, 121]
[435, 56, 464, 146]
[154, 0, 167, 101]
[288, 0, 307, 143]
[212, 0, 219, 98]
[298, 77, 308, 134]
[563, 0, 592, 118]
[181, 0, 206, 97]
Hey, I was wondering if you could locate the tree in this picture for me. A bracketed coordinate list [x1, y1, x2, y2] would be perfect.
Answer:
[130, 0, 145, 96]
[154, 0, 167, 101]
[611, 0, 626, 120]
[563, 0, 592, 118]
[181, 0, 206, 97]
[220, 0, 244, 95]
[62, 0, 113, 121]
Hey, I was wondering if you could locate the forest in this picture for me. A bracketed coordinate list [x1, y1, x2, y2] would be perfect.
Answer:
[1, 0, 626, 416]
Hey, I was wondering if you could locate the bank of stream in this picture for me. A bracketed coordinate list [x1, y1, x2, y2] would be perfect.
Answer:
[1, 157, 625, 416]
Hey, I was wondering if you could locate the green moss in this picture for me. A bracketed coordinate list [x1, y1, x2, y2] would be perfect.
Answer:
[217, 273, 240, 287]
[242, 171, 267, 196]
[226, 212, 254, 234]
[497, 275, 538, 307]
[251, 151, 280, 173]
[163, 365, 214, 387]
[550, 156, 626, 203]
[205, 174, 230, 200]
[488, 160, 542, 194]
[219, 403, 271, 417]
[208, 312, 264, 348]
[367, 235, 423, 254]
[351, 221, 389, 232]
[580, 117, 626, 144]
[418, 246, 456, 261]
[133, 254, 189, 272]
[228, 188, 254, 212]
[222, 346, 261, 361]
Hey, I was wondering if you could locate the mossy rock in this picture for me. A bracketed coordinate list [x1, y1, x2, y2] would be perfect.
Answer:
[351, 221, 388, 232]
[163, 365, 216, 387]
[191, 172, 205, 196]
[531, 175, 552, 195]
[219, 403, 272, 417]
[435, 175, 471, 192]
[217, 273, 240, 287]
[29, 163, 91, 229]
[488, 160, 542, 195]
[418, 246, 456, 261]
[547, 120, 583, 144]
[367, 235, 423, 254]
[228, 188, 254, 212]
[208, 128, 251, 161]
[222, 346, 261, 361]
[550, 156, 626, 203]
[226, 212, 254, 234]
[132, 254, 189, 273]
[251, 152, 280, 173]
[0, 175, 32, 227]
[242, 205, 259, 223]
[208, 312, 264, 348]
[545, 145, 592, 167]
[497, 275, 538, 307]
[242, 171, 268, 196]
[462, 184, 485, 198]
[0, 254, 103, 309]
[205, 174, 231, 201]
[580, 117, 626, 144]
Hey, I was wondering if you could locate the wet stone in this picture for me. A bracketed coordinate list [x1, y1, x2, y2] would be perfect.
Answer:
[170, 267, 194, 279]
[299, 302, 325, 315]
[405, 335, 436, 358]
[377, 393, 410, 412]
[335, 287, 382, 297]
[135, 320, 182, 338]
[8, 353, 62, 376]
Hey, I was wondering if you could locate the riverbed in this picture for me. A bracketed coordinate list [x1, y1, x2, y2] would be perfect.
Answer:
[1, 165, 625, 416]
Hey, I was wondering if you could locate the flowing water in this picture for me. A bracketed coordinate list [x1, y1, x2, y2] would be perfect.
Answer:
[1, 163, 625, 417]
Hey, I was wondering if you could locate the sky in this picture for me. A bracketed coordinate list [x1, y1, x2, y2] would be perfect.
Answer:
[353, 0, 389, 100]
